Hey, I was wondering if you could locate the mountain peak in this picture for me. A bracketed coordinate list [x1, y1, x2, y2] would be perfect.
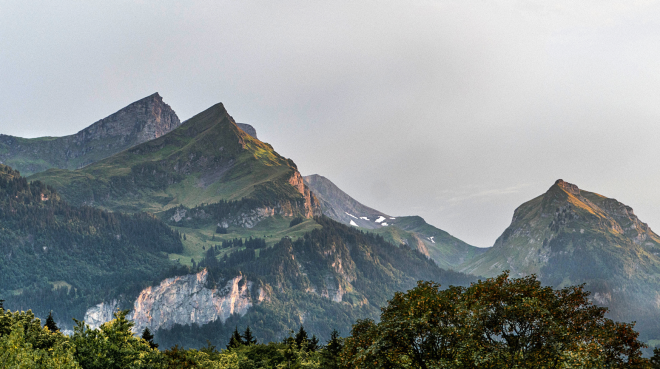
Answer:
[553, 179, 580, 196]
[0, 93, 181, 175]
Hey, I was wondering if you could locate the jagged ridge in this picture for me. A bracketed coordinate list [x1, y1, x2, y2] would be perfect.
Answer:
[30, 102, 320, 218]
[0, 93, 180, 176]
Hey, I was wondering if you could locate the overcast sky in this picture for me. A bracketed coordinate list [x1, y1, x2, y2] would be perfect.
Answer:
[1, 1, 659, 247]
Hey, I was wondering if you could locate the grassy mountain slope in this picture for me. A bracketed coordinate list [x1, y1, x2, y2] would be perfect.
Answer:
[303, 174, 484, 269]
[0, 93, 180, 176]
[0, 164, 183, 328]
[460, 179, 660, 341]
[373, 216, 486, 269]
[155, 216, 476, 348]
[30, 103, 319, 217]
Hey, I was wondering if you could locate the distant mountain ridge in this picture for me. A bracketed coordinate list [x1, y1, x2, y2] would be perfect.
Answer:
[303, 174, 486, 269]
[0, 93, 180, 176]
[303, 174, 388, 229]
[30, 102, 320, 220]
[459, 179, 660, 341]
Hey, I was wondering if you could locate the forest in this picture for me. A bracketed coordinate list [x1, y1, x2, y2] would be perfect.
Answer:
[0, 164, 185, 328]
[1, 272, 657, 368]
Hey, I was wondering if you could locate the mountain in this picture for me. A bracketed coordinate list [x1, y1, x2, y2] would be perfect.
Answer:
[82, 216, 475, 347]
[30, 102, 320, 220]
[460, 179, 660, 340]
[0, 164, 184, 330]
[303, 174, 485, 269]
[303, 174, 387, 229]
[0, 93, 180, 176]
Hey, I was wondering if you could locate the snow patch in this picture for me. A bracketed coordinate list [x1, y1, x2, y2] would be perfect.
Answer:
[389, 217, 396, 220]
[350, 220, 359, 227]
[360, 217, 369, 220]
[345, 212, 358, 219]
[375, 216, 386, 223]
[428, 236, 435, 244]
[381, 222, 389, 226]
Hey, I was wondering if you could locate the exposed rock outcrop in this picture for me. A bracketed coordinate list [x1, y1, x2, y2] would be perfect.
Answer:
[236, 123, 257, 139]
[83, 300, 120, 330]
[83, 270, 254, 333]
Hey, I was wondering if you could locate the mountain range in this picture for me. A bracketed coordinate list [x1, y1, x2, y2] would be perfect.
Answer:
[2, 93, 660, 346]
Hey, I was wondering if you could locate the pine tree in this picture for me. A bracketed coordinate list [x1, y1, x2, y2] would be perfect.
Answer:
[0, 299, 4, 310]
[243, 326, 257, 345]
[321, 329, 343, 369]
[226, 327, 244, 349]
[44, 311, 58, 332]
[308, 334, 319, 352]
[141, 327, 158, 349]
[295, 325, 309, 350]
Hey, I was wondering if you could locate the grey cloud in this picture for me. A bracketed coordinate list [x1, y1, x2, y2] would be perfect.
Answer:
[1, 1, 659, 246]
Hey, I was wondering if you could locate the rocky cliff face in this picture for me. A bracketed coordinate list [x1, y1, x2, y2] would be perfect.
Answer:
[236, 123, 257, 139]
[0, 93, 180, 176]
[83, 269, 254, 333]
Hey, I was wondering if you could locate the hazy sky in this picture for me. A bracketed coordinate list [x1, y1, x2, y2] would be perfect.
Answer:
[2, 1, 659, 247]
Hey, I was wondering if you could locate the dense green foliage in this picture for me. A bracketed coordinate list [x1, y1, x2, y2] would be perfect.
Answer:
[341, 272, 648, 368]
[0, 164, 183, 328]
[290, 216, 304, 227]
[3, 277, 659, 368]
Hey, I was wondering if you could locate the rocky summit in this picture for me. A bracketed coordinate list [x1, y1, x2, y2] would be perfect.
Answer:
[0, 93, 180, 176]
[459, 179, 660, 340]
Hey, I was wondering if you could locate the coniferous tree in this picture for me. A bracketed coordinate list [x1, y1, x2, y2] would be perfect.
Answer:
[44, 311, 58, 332]
[308, 335, 319, 352]
[295, 325, 309, 350]
[0, 299, 4, 310]
[243, 326, 257, 345]
[321, 329, 343, 369]
[141, 327, 158, 349]
[226, 327, 244, 349]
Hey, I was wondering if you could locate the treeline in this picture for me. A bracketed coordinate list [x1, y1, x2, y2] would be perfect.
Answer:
[0, 164, 184, 328]
[2, 271, 658, 368]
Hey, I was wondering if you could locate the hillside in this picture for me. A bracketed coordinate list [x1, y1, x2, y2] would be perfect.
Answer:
[303, 174, 484, 269]
[0, 164, 184, 329]
[460, 179, 660, 341]
[82, 216, 475, 348]
[30, 102, 320, 219]
[0, 93, 180, 176]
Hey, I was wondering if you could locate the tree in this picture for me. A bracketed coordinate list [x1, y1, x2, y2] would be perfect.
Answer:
[341, 272, 649, 368]
[226, 327, 244, 349]
[307, 335, 319, 352]
[294, 326, 309, 350]
[651, 347, 660, 369]
[44, 311, 59, 332]
[141, 327, 158, 349]
[321, 329, 343, 369]
[243, 326, 257, 345]
[72, 310, 161, 369]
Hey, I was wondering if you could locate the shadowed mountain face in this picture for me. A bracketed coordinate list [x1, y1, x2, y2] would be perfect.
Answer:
[303, 174, 485, 269]
[30, 103, 320, 219]
[0, 93, 180, 176]
[460, 179, 660, 340]
[303, 174, 387, 229]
